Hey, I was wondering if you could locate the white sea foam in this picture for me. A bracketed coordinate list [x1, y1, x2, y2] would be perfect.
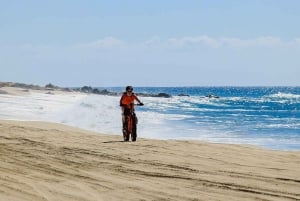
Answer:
[0, 92, 185, 139]
[0, 92, 87, 121]
[1, 91, 299, 150]
[267, 92, 300, 99]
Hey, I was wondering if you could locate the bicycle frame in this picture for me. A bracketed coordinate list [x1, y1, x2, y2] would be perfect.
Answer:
[122, 111, 137, 141]
[121, 103, 143, 142]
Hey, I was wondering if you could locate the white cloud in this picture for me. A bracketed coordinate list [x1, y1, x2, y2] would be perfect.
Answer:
[220, 36, 284, 48]
[77, 37, 126, 49]
[2, 36, 300, 55]
[141, 36, 162, 47]
[97, 35, 299, 49]
[1, 35, 299, 86]
[290, 38, 300, 47]
[167, 35, 219, 48]
[163, 35, 299, 49]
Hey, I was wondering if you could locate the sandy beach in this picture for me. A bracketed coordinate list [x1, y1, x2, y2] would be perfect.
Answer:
[1, 84, 300, 200]
[1, 119, 300, 201]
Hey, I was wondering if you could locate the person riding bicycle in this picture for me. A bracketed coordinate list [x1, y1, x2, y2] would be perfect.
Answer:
[120, 86, 143, 141]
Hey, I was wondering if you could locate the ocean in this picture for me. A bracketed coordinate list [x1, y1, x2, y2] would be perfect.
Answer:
[104, 86, 300, 151]
[1, 86, 299, 151]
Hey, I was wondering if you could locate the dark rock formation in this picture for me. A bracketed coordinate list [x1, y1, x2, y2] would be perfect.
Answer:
[206, 94, 220, 98]
[178, 93, 190, 97]
[137, 92, 172, 98]
[157, 93, 172, 98]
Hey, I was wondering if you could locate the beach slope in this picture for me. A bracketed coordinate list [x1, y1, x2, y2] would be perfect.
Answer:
[1, 120, 300, 201]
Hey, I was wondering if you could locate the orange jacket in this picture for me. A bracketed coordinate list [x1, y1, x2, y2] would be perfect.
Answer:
[120, 92, 140, 107]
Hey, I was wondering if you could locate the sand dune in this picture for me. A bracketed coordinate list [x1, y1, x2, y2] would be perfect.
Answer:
[1, 120, 300, 201]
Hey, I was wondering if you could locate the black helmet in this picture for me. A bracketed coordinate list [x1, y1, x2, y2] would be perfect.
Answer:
[126, 86, 133, 91]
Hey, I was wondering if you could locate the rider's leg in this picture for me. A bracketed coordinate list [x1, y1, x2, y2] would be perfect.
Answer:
[123, 115, 130, 141]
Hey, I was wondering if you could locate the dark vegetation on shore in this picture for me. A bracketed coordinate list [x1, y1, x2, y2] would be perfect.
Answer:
[0, 82, 172, 98]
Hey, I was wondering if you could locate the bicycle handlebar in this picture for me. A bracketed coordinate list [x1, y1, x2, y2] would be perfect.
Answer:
[120, 103, 144, 107]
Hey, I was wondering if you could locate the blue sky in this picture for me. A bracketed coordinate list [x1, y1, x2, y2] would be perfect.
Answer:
[1, 0, 300, 87]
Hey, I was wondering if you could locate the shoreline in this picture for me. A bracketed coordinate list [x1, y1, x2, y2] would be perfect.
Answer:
[1, 120, 300, 200]
[1, 83, 300, 152]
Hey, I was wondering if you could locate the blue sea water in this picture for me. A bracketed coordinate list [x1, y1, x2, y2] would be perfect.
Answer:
[106, 87, 300, 151]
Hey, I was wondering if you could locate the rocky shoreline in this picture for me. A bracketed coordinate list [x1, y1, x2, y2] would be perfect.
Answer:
[0, 82, 172, 98]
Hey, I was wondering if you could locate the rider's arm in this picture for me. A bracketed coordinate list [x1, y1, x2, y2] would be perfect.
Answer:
[135, 95, 144, 105]
[120, 95, 125, 114]
[120, 94, 125, 107]
[120, 97, 123, 106]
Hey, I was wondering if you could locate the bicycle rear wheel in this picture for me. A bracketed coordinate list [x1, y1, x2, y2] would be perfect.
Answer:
[131, 114, 137, 141]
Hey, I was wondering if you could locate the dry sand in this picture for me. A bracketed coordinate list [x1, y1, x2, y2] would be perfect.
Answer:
[1, 120, 300, 201]
[0, 86, 78, 96]
[0, 87, 31, 96]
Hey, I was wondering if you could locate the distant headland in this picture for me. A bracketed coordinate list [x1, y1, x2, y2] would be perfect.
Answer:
[0, 82, 172, 98]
